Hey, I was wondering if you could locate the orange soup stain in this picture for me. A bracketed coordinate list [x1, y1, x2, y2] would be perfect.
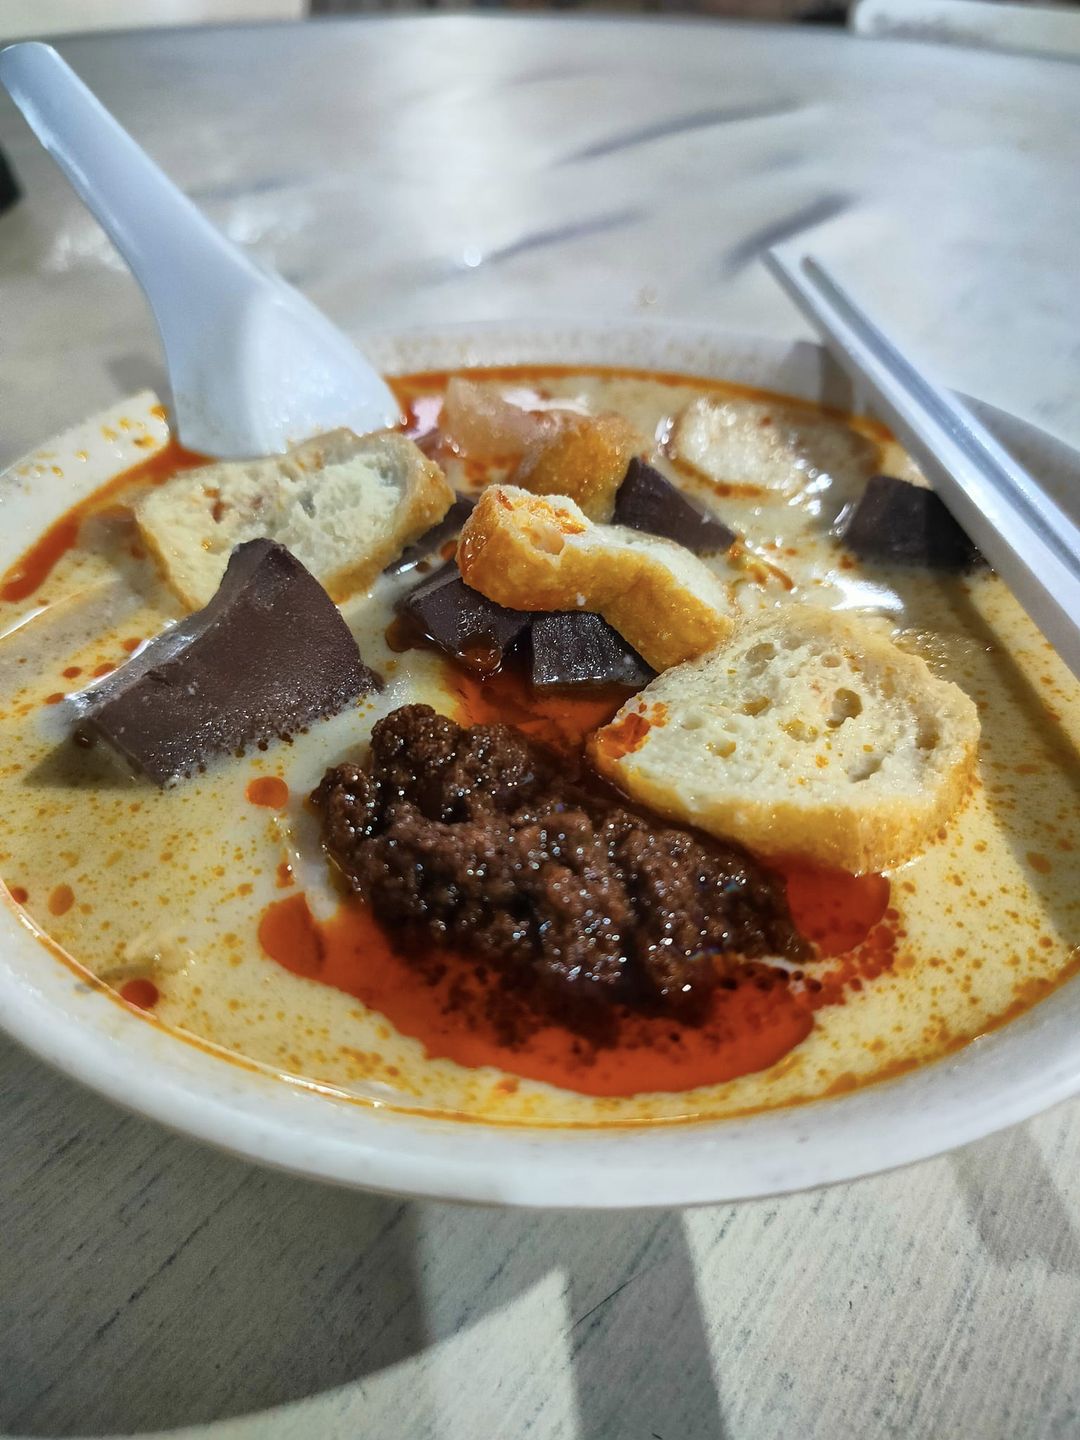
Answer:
[0, 439, 205, 604]
[119, 977, 160, 1010]
[260, 892, 323, 976]
[47, 884, 75, 917]
[257, 893, 812, 1097]
[246, 776, 290, 809]
[1027, 851, 1052, 875]
[592, 704, 665, 761]
[783, 865, 891, 957]
[2, 517, 81, 606]
[275, 861, 294, 889]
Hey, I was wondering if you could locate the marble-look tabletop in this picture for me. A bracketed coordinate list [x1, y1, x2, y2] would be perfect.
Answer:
[1, 17, 1079, 1439]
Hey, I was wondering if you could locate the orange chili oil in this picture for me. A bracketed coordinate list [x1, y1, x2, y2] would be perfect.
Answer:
[257, 862, 897, 1096]
[783, 867, 891, 958]
[0, 438, 205, 604]
[246, 776, 290, 809]
[592, 703, 667, 761]
[447, 661, 628, 754]
[258, 893, 814, 1096]
[256, 655, 898, 1096]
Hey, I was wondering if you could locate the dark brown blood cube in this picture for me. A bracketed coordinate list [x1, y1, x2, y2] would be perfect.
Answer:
[384, 494, 476, 576]
[530, 612, 654, 690]
[613, 457, 736, 553]
[76, 539, 380, 785]
[839, 474, 984, 570]
[399, 562, 532, 673]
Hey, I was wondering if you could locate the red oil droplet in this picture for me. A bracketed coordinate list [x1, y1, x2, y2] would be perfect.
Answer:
[8, 885, 28, 904]
[458, 640, 504, 678]
[246, 776, 289, 809]
[120, 977, 159, 1010]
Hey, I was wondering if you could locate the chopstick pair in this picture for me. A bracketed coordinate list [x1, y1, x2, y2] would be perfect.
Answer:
[765, 251, 1080, 680]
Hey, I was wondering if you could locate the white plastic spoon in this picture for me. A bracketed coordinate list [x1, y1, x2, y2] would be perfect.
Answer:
[0, 42, 400, 458]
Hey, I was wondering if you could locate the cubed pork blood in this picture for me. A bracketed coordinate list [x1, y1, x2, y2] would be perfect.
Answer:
[839, 474, 984, 570]
[530, 611, 654, 691]
[397, 562, 533, 674]
[75, 539, 380, 785]
[613, 457, 736, 553]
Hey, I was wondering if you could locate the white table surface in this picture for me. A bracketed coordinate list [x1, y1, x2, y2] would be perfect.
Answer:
[1, 17, 1079, 1438]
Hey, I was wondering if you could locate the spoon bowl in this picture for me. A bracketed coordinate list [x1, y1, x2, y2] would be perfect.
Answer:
[0, 42, 400, 458]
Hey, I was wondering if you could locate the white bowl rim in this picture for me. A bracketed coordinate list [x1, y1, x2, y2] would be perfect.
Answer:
[2, 316, 1079, 1209]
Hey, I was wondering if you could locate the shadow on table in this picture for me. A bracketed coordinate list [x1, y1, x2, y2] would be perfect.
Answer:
[951, 1125, 1080, 1278]
[0, 1035, 728, 1438]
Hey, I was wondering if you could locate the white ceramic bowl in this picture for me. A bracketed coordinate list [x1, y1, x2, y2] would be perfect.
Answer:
[3, 320, 1079, 1208]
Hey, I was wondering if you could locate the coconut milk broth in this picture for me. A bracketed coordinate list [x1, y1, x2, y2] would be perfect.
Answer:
[0, 366, 1077, 1126]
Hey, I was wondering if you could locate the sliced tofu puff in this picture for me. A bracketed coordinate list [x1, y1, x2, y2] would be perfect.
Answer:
[513, 411, 646, 521]
[442, 380, 647, 519]
[590, 606, 980, 874]
[137, 430, 453, 610]
[457, 485, 736, 672]
[669, 395, 880, 519]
